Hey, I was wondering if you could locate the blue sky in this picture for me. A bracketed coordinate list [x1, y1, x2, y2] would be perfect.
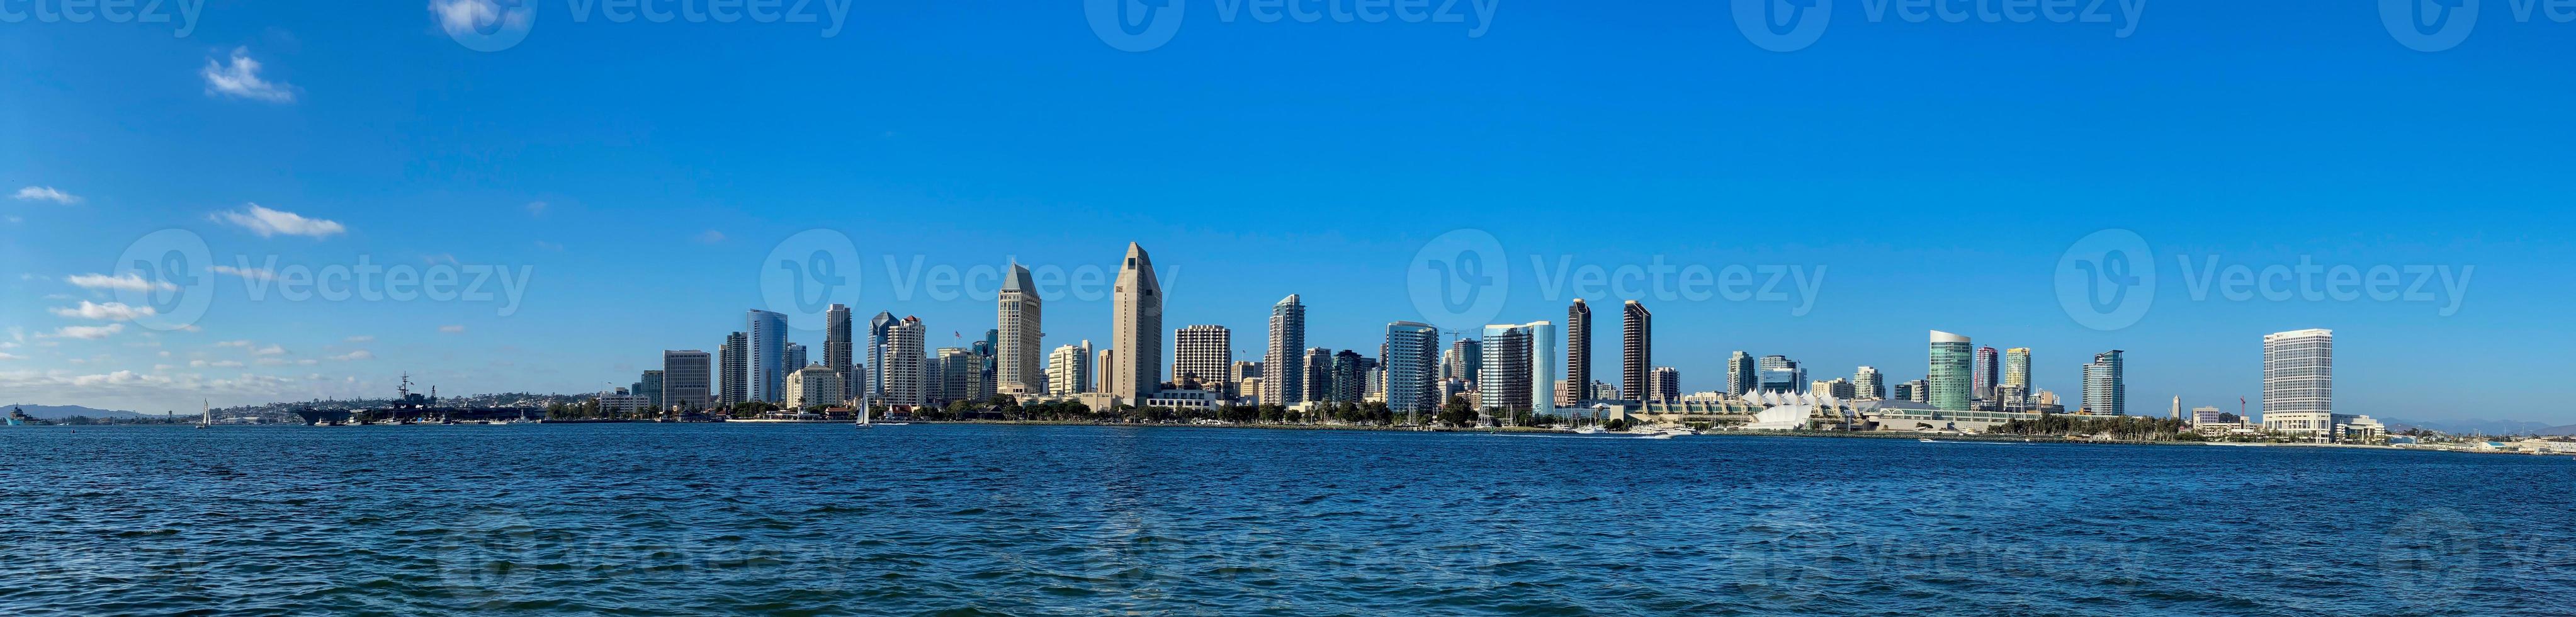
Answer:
[3, 1, 2571, 422]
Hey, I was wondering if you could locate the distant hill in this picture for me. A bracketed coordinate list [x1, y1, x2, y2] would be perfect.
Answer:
[2, 404, 154, 419]
[2385, 417, 2576, 436]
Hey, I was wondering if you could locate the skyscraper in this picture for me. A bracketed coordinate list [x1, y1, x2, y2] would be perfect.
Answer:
[784, 342, 808, 374]
[884, 316, 927, 406]
[1647, 366, 1680, 402]
[1445, 338, 1482, 386]
[1304, 348, 1333, 403]
[1622, 301, 1651, 403]
[1385, 322, 1441, 414]
[1330, 350, 1367, 403]
[1729, 351, 1756, 396]
[719, 331, 748, 405]
[826, 303, 854, 399]
[1173, 325, 1232, 390]
[1565, 299, 1591, 407]
[1928, 331, 1972, 412]
[2083, 350, 2126, 416]
[997, 264, 1044, 395]
[1974, 346, 1999, 400]
[1048, 340, 1093, 395]
[2003, 348, 2032, 390]
[1107, 242, 1162, 402]
[662, 349, 712, 411]
[2263, 329, 2333, 417]
[1265, 295, 1306, 407]
[1757, 355, 1804, 393]
[636, 370, 664, 412]
[1478, 321, 1557, 416]
[937, 348, 986, 404]
[1852, 366, 1885, 400]
[867, 312, 895, 401]
[746, 309, 789, 404]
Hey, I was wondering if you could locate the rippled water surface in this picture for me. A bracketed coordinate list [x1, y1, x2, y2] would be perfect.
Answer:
[4, 424, 2569, 615]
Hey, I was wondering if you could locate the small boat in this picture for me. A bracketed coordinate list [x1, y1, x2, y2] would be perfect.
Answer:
[1573, 426, 1605, 435]
[196, 399, 213, 429]
[1644, 432, 1675, 439]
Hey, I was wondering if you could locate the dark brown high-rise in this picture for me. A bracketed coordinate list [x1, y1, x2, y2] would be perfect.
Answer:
[1564, 299, 1591, 407]
[1622, 300, 1651, 402]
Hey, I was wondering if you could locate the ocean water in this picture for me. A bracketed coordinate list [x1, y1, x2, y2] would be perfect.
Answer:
[2, 424, 2567, 615]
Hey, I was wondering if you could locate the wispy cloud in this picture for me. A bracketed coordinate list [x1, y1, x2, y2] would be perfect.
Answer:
[213, 340, 253, 348]
[439, 325, 467, 334]
[526, 201, 548, 216]
[203, 47, 296, 103]
[213, 203, 344, 238]
[344, 336, 375, 343]
[50, 301, 157, 321]
[0, 353, 20, 361]
[208, 264, 278, 280]
[66, 273, 176, 292]
[45, 324, 126, 340]
[695, 230, 726, 244]
[330, 349, 375, 361]
[12, 186, 81, 205]
[251, 344, 286, 356]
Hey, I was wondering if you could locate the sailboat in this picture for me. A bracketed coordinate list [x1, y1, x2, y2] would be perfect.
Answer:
[852, 397, 873, 429]
[196, 399, 212, 429]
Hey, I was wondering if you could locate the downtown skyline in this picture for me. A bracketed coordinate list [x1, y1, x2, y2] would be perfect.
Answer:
[3, 3, 2568, 422]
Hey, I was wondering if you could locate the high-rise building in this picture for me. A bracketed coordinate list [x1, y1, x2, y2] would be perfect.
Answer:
[1329, 350, 1369, 403]
[2083, 350, 2126, 416]
[884, 316, 927, 406]
[1891, 381, 1914, 401]
[1047, 340, 1093, 395]
[1173, 325, 1232, 390]
[2263, 329, 2334, 419]
[1588, 381, 1620, 401]
[1303, 348, 1333, 403]
[867, 312, 895, 400]
[1478, 321, 1557, 416]
[747, 309, 789, 404]
[996, 264, 1044, 395]
[1904, 379, 1930, 402]
[1729, 351, 1757, 396]
[1445, 338, 1482, 385]
[1974, 346, 1999, 400]
[662, 349, 711, 411]
[1265, 295, 1306, 406]
[784, 342, 808, 375]
[1928, 331, 1973, 412]
[636, 370, 664, 412]
[1647, 366, 1680, 402]
[1621, 301, 1651, 404]
[2003, 348, 2032, 390]
[1757, 355, 1805, 393]
[826, 303, 854, 399]
[1852, 366, 1885, 400]
[1107, 243, 1163, 402]
[1093, 348, 1114, 393]
[718, 331, 748, 405]
[1385, 322, 1441, 414]
[1812, 378, 1855, 400]
[937, 348, 986, 404]
[1565, 300, 1591, 407]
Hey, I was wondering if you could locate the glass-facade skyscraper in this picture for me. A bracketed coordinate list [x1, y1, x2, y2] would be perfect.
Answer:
[1385, 322, 1441, 414]
[2263, 329, 2332, 416]
[1928, 331, 1973, 412]
[2083, 350, 2126, 416]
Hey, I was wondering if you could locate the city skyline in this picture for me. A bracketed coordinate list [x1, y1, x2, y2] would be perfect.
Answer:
[4, 4, 2567, 422]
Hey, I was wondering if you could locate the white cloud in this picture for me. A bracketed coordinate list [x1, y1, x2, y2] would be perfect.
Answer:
[694, 229, 726, 244]
[526, 200, 547, 216]
[209, 264, 278, 280]
[205, 360, 244, 368]
[213, 340, 253, 348]
[50, 301, 157, 321]
[0, 353, 19, 361]
[330, 349, 375, 361]
[254, 358, 290, 366]
[202, 47, 296, 103]
[432, 0, 507, 37]
[213, 203, 344, 238]
[46, 324, 126, 340]
[344, 336, 375, 343]
[297, 359, 319, 366]
[439, 325, 466, 333]
[251, 344, 286, 356]
[5, 216, 19, 224]
[12, 186, 81, 205]
[66, 273, 176, 292]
